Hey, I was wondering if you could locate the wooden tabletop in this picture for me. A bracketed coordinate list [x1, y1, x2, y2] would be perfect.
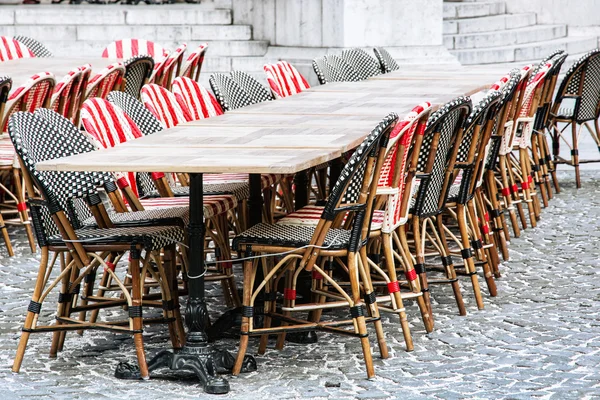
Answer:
[37, 65, 502, 175]
[0, 57, 120, 90]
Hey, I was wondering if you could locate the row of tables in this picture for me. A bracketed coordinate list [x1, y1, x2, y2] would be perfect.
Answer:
[2, 56, 506, 393]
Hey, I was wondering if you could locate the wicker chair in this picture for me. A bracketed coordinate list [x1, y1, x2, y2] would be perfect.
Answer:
[140, 83, 192, 128]
[230, 70, 273, 104]
[122, 56, 154, 100]
[209, 73, 254, 112]
[0, 72, 55, 253]
[0, 36, 34, 61]
[325, 54, 361, 82]
[341, 48, 381, 80]
[179, 43, 208, 81]
[84, 62, 125, 101]
[13, 36, 53, 58]
[154, 43, 187, 90]
[231, 113, 397, 378]
[101, 39, 169, 87]
[373, 47, 400, 74]
[312, 56, 344, 85]
[9, 111, 185, 378]
[550, 49, 600, 188]
[50, 67, 83, 122]
[172, 76, 223, 119]
[263, 61, 310, 99]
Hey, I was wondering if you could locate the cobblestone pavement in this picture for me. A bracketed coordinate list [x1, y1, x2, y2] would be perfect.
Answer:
[1, 171, 600, 400]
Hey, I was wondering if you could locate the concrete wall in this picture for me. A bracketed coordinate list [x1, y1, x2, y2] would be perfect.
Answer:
[504, 0, 600, 27]
[232, 0, 443, 48]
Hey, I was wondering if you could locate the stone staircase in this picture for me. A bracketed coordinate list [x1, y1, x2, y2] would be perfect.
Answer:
[0, 3, 274, 82]
[444, 0, 600, 66]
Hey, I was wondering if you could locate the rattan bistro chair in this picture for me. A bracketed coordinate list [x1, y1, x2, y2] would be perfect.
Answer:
[13, 36, 52, 58]
[312, 56, 344, 85]
[230, 70, 273, 104]
[209, 73, 254, 112]
[172, 76, 223, 120]
[341, 48, 381, 80]
[155, 43, 187, 90]
[141, 84, 192, 128]
[179, 43, 208, 81]
[373, 47, 400, 74]
[122, 55, 154, 100]
[9, 112, 185, 378]
[231, 113, 398, 379]
[325, 54, 361, 82]
[263, 61, 310, 99]
[50, 67, 83, 122]
[0, 36, 34, 61]
[550, 49, 600, 188]
[84, 62, 125, 102]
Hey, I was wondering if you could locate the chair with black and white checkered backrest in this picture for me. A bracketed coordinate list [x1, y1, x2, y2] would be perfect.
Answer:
[373, 47, 400, 74]
[122, 56, 154, 100]
[312, 55, 344, 85]
[230, 70, 273, 104]
[179, 43, 208, 82]
[325, 54, 361, 82]
[107, 90, 163, 136]
[231, 113, 397, 379]
[341, 48, 381, 80]
[209, 72, 253, 112]
[0, 72, 55, 254]
[13, 36, 52, 58]
[444, 90, 504, 301]
[410, 96, 472, 316]
[8, 111, 186, 379]
[550, 49, 600, 188]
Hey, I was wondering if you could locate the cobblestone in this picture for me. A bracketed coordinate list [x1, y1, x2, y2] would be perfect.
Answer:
[1, 171, 600, 399]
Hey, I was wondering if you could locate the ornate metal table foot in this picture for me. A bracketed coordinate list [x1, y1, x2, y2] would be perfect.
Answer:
[115, 337, 257, 394]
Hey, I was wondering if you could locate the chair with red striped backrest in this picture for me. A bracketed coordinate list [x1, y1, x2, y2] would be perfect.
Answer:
[172, 76, 222, 120]
[84, 62, 125, 102]
[179, 43, 208, 81]
[101, 38, 168, 61]
[50, 67, 83, 121]
[140, 83, 192, 128]
[0, 36, 34, 62]
[2, 72, 55, 132]
[154, 43, 186, 90]
[80, 97, 144, 196]
[263, 60, 310, 99]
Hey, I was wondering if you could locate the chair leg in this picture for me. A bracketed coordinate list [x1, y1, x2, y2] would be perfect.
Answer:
[12, 168, 36, 253]
[411, 218, 435, 322]
[572, 122, 581, 188]
[467, 200, 497, 297]
[0, 209, 13, 256]
[499, 155, 521, 238]
[12, 247, 49, 372]
[129, 248, 148, 379]
[233, 254, 254, 376]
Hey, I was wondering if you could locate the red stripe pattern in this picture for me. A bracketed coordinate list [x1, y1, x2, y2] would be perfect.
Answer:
[0, 36, 34, 62]
[4, 72, 55, 132]
[180, 43, 208, 79]
[141, 83, 192, 128]
[263, 61, 310, 99]
[140, 194, 236, 219]
[155, 43, 187, 88]
[172, 76, 223, 120]
[85, 62, 125, 100]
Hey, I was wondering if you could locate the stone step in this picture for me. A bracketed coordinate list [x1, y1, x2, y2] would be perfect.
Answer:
[3, 5, 233, 25]
[445, 24, 567, 50]
[450, 36, 599, 65]
[0, 24, 253, 42]
[443, 1, 506, 20]
[37, 39, 268, 58]
[444, 13, 536, 35]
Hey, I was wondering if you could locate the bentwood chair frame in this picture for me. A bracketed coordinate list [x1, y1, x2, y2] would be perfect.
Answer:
[155, 43, 186, 90]
[84, 62, 125, 102]
[232, 113, 398, 379]
[550, 49, 600, 188]
[179, 43, 208, 81]
[9, 112, 186, 379]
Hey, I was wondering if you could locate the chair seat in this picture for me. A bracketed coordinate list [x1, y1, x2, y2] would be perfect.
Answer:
[277, 204, 384, 230]
[0, 136, 16, 166]
[233, 222, 351, 251]
[204, 173, 280, 188]
[555, 105, 574, 119]
[445, 183, 462, 203]
[83, 206, 190, 228]
[140, 194, 237, 219]
[48, 225, 185, 251]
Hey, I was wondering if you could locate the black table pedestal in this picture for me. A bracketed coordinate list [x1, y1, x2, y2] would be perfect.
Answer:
[115, 173, 256, 394]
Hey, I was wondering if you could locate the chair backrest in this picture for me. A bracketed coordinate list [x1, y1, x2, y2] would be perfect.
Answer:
[230, 70, 273, 104]
[180, 43, 208, 81]
[107, 90, 163, 135]
[373, 47, 400, 74]
[172, 76, 223, 120]
[263, 61, 310, 98]
[140, 83, 192, 128]
[341, 48, 381, 80]
[84, 62, 125, 101]
[378, 102, 432, 232]
[155, 43, 187, 90]
[538, 52, 568, 130]
[413, 96, 472, 217]
[101, 38, 168, 61]
[553, 49, 600, 123]
[51, 67, 83, 121]
[313, 56, 345, 85]
[0, 76, 12, 126]
[209, 73, 254, 112]
[13, 36, 52, 58]
[490, 69, 522, 160]
[325, 54, 361, 82]
[3, 72, 55, 132]
[0, 36, 34, 61]
[122, 55, 154, 100]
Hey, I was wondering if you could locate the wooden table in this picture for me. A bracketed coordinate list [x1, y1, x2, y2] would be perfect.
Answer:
[37, 65, 503, 394]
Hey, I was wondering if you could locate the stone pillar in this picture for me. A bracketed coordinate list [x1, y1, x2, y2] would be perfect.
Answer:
[232, 0, 457, 85]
